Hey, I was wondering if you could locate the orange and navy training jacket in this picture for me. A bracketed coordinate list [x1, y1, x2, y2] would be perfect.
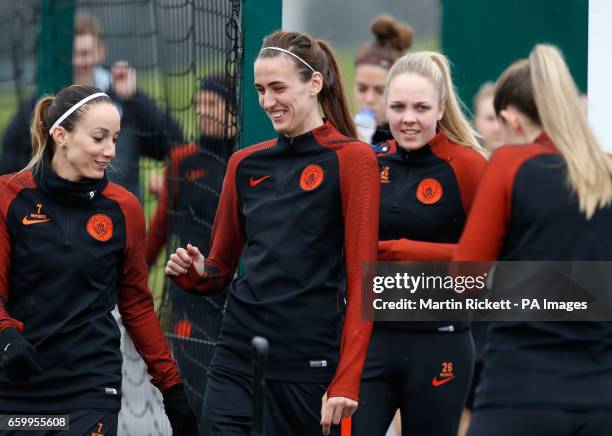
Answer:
[0, 161, 180, 412]
[146, 136, 234, 264]
[454, 133, 612, 409]
[374, 132, 487, 331]
[173, 121, 380, 401]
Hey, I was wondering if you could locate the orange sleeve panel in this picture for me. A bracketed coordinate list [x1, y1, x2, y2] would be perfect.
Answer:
[454, 143, 551, 262]
[378, 239, 456, 261]
[105, 183, 181, 392]
[326, 142, 380, 401]
[433, 140, 488, 214]
[0, 173, 34, 332]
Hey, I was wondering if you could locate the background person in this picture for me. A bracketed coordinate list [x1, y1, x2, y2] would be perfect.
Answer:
[353, 14, 412, 145]
[472, 82, 503, 152]
[0, 12, 182, 200]
[145, 75, 237, 421]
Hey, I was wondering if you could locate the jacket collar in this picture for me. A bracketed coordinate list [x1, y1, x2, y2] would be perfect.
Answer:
[34, 158, 109, 204]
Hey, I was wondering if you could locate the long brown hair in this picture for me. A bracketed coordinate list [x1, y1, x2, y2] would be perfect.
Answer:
[25, 84, 112, 172]
[258, 31, 356, 138]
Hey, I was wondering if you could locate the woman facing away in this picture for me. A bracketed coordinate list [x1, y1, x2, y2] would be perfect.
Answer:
[454, 44, 612, 436]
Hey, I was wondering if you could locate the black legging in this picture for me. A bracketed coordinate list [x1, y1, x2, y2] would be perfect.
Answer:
[352, 328, 475, 436]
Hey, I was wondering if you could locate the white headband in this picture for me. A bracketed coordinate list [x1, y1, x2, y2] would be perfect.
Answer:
[48, 92, 109, 135]
[260, 47, 316, 73]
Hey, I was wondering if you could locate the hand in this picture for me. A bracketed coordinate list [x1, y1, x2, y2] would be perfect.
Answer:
[162, 383, 198, 436]
[320, 393, 357, 435]
[164, 244, 205, 277]
[148, 172, 164, 198]
[0, 327, 42, 382]
[111, 61, 137, 99]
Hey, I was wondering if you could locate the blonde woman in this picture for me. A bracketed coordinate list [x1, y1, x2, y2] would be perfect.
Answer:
[455, 45, 612, 436]
[352, 52, 488, 436]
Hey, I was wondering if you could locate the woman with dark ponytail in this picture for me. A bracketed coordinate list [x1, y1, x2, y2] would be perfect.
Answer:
[0, 85, 197, 435]
[455, 44, 612, 436]
[165, 31, 380, 435]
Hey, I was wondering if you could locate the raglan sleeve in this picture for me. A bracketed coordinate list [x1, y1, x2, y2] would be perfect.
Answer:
[454, 149, 511, 261]
[379, 149, 488, 261]
[117, 192, 181, 392]
[0, 179, 24, 332]
[326, 143, 380, 401]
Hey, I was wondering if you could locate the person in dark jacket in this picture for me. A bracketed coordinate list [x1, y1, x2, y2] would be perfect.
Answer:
[165, 31, 380, 436]
[0, 85, 197, 436]
[0, 12, 182, 199]
[351, 51, 488, 436]
[145, 75, 237, 421]
[455, 44, 612, 436]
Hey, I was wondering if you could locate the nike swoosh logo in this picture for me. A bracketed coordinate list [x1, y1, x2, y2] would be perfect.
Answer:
[249, 176, 270, 187]
[432, 375, 456, 387]
[22, 216, 51, 225]
[3, 343, 10, 352]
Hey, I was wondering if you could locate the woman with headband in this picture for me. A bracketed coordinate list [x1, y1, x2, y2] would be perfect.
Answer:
[455, 44, 612, 436]
[353, 14, 413, 145]
[352, 52, 488, 436]
[165, 31, 379, 435]
[0, 85, 197, 436]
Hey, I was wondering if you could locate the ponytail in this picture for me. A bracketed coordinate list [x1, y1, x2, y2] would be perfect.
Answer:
[317, 40, 356, 138]
[24, 96, 55, 172]
[429, 53, 486, 157]
[21, 84, 112, 173]
[529, 44, 612, 218]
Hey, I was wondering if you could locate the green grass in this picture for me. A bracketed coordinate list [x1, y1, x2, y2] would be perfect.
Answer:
[0, 90, 21, 151]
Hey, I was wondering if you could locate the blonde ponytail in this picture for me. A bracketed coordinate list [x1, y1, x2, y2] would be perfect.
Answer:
[529, 44, 612, 219]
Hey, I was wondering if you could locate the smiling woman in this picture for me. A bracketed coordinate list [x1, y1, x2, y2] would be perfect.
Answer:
[165, 31, 380, 436]
[0, 85, 198, 436]
[25, 86, 117, 179]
